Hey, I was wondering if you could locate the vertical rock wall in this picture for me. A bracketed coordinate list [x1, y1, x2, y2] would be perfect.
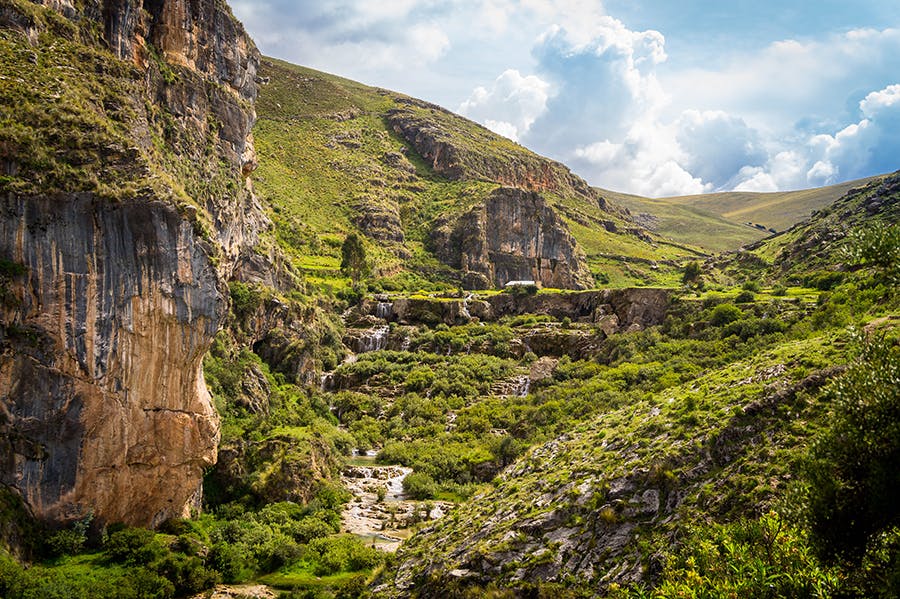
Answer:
[435, 188, 594, 289]
[0, 0, 261, 527]
[0, 195, 221, 526]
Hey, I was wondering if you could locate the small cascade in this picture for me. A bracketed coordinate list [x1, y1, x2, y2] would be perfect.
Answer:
[459, 293, 472, 320]
[375, 302, 394, 321]
[384, 469, 408, 502]
[514, 375, 531, 397]
[358, 325, 390, 353]
[490, 374, 532, 397]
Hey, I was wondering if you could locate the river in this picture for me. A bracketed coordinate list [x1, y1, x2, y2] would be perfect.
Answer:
[340, 451, 451, 552]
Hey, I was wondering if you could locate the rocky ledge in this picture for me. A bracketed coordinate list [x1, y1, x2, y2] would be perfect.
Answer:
[432, 188, 595, 289]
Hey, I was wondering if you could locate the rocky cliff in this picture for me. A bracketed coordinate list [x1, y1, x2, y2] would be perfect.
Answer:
[0, 0, 261, 527]
[433, 188, 594, 289]
[387, 99, 601, 204]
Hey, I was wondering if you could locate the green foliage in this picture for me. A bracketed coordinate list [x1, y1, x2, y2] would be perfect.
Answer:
[803, 270, 845, 291]
[682, 260, 702, 284]
[616, 513, 837, 598]
[46, 513, 92, 557]
[708, 303, 742, 326]
[0, 551, 176, 599]
[505, 283, 539, 296]
[403, 472, 439, 500]
[734, 290, 755, 303]
[806, 335, 900, 560]
[341, 233, 370, 284]
[844, 221, 900, 281]
[229, 281, 266, 318]
[306, 535, 382, 576]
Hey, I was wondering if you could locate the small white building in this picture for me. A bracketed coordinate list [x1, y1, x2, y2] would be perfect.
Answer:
[504, 280, 537, 287]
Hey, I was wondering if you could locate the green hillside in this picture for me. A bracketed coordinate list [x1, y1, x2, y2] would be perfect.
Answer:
[2, 8, 899, 598]
[598, 175, 886, 254]
[252, 58, 701, 291]
[663, 175, 882, 232]
[601, 187, 768, 253]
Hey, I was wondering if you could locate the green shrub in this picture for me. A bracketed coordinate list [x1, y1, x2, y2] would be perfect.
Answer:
[402, 472, 439, 500]
[46, 513, 92, 557]
[803, 270, 844, 291]
[806, 336, 900, 560]
[105, 527, 164, 564]
[620, 513, 837, 598]
[709, 303, 742, 326]
[306, 536, 382, 576]
[229, 281, 265, 317]
[844, 221, 900, 282]
[682, 260, 702, 284]
[734, 290, 755, 303]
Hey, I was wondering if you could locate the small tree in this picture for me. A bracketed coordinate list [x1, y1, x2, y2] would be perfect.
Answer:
[682, 260, 702, 284]
[340, 233, 370, 284]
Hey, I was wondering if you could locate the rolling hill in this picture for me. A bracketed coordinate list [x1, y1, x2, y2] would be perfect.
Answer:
[661, 176, 882, 232]
[600, 175, 886, 254]
[251, 58, 704, 291]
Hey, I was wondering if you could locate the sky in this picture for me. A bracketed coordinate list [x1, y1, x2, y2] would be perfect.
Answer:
[232, 0, 900, 197]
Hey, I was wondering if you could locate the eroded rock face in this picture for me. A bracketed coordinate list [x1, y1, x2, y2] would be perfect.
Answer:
[0, 195, 220, 526]
[355, 288, 670, 332]
[434, 188, 594, 289]
[386, 101, 597, 202]
[0, 0, 261, 528]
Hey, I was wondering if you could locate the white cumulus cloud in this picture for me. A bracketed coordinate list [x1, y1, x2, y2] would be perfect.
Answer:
[458, 69, 551, 141]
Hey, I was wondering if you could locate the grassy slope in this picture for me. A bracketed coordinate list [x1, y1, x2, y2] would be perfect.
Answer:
[598, 175, 886, 254]
[374, 173, 900, 596]
[662, 175, 882, 232]
[600, 188, 768, 253]
[252, 58, 699, 290]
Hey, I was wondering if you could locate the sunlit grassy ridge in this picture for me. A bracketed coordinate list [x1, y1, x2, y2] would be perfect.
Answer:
[660, 175, 882, 232]
[600, 188, 768, 253]
[252, 58, 700, 290]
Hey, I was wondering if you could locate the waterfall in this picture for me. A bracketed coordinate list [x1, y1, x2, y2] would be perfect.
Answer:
[358, 325, 390, 353]
[320, 372, 334, 391]
[375, 302, 393, 321]
[460, 293, 472, 320]
[514, 375, 530, 397]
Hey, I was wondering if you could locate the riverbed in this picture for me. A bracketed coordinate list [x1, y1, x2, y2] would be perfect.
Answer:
[340, 452, 451, 552]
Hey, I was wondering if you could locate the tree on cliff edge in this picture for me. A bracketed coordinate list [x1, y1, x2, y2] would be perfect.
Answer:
[341, 233, 370, 284]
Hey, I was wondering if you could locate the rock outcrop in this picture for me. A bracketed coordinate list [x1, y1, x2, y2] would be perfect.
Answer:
[0, 0, 261, 527]
[357, 289, 670, 331]
[433, 188, 594, 289]
[386, 100, 599, 203]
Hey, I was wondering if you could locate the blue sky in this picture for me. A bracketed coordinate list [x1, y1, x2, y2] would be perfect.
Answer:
[232, 0, 900, 197]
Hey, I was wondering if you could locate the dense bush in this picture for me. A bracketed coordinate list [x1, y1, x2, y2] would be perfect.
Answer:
[403, 472, 439, 500]
[708, 303, 742, 326]
[615, 513, 837, 598]
[806, 336, 900, 561]
[306, 535, 382, 576]
[844, 221, 900, 281]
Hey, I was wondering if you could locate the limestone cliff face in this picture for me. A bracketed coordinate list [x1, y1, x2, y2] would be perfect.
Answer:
[0, 195, 221, 526]
[74, 0, 262, 265]
[0, 0, 261, 527]
[433, 188, 594, 289]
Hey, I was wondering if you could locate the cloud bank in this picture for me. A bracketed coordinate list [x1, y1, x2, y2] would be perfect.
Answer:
[234, 0, 900, 196]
